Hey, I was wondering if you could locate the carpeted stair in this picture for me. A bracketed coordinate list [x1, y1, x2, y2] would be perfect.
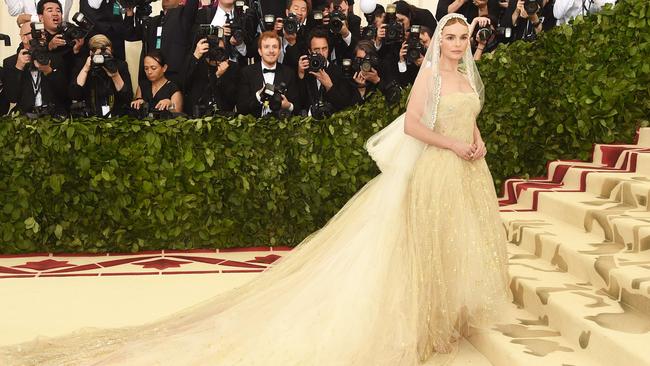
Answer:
[469, 128, 650, 365]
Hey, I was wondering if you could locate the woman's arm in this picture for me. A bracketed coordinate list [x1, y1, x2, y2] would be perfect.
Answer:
[403, 69, 476, 160]
[170, 91, 183, 112]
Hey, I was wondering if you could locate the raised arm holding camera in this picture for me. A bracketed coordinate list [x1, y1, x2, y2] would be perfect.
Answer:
[184, 28, 241, 117]
[510, 0, 548, 41]
[297, 28, 353, 118]
[237, 31, 299, 118]
[396, 23, 431, 86]
[320, 0, 360, 62]
[280, 0, 310, 68]
[2, 21, 68, 116]
[348, 39, 400, 106]
[69, 34, 132, 117]
[80, 0, 131, 61]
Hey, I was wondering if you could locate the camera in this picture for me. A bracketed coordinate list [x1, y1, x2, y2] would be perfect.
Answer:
[312, 10, 324, 26]
[405, 25, 425, 65]
[476, 26, 494, 43]
[353, 54, 379, 73]
[260, 82, 287, 112]
[307, 52, 327, 73]
[56, 12, 95, 44]
[28, 22, 51, 66]
[91, 49, 118, 74]
[341, 58, 354, 79]
[227, 0, 248, 44]
[70, 100, 92, 117]
[383, 4, 404, 45]
[284, 13, 300, 35]
[263, 14, 276, 31]
[311, 100, 335, 120]
[199, 25, 228, 62]
[361, 24, 377, 40]
[329, 6, 347, 34]
[524, 0, 543, 14]
[128, 101, 173, 119]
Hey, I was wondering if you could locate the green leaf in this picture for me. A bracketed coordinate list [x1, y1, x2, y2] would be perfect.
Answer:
[54, 224, 63, 239]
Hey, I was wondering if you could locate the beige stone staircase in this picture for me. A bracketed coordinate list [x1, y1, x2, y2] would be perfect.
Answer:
[468, 128, 650, 365]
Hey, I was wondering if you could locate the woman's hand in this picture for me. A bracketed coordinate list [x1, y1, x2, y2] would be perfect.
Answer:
[472, 139, 487, 160]
[451, 141, 478, 161]
[155, 98, 173, 111]
[130, 99, 144, 110]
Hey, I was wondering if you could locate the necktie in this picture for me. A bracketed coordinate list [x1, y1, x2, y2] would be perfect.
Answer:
[263, 68, 276, 74]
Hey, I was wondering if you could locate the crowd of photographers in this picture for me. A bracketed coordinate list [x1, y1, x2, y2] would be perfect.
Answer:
[0, 0, 616, 120]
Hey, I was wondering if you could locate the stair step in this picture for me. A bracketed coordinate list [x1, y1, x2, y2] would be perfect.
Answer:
[507, 244, 650, 366]
[468, 303, 603, 366]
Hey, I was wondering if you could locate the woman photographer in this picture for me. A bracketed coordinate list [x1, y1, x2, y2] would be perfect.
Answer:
[70, 34, 132, 117]
[131, 51, 183, 114]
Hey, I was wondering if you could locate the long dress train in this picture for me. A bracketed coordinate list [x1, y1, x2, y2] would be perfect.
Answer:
[0, 92, 509, 365]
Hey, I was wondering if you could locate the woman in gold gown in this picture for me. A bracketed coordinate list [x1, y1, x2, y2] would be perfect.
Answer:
[0, 13, 509, 366]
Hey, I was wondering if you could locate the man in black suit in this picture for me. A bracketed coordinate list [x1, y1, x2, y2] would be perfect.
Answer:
[350, 40, 401, 106]
[184, 35, 241, 116]
[297, 28, 354, 117]
[125, 0, 198, 88]
[237, 31, 300, 118]
[3, 21, 68, 115]
[322, 0, 361, 62]
[80, 0, 130, 61]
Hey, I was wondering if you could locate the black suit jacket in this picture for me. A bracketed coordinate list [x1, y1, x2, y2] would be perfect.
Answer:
[0, 66, 8, 115]
[80, 0, 128, 61]
[237, 62, 300, 117]
[2, 53, 68, 114]
[127, 0, 198, 88]
[299, 62, 354, 114]
[411, 7, 438, 31]
[184, 57, 240, 114]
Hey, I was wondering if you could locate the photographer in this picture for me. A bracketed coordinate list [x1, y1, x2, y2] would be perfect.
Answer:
[349, 40, 400, 105]
[436, 0, 501, 24]
[202, 0, 255, 63]
[2, 21, 68, 115]
[69, 34, 132, 117]
[469, 16, 495, 60]
[279, 0, 310, 68]
[510, 0, 549, 41]
[131, 51, 183, 114]
[321, 0, 360, 62]
[80, 0, 131, 61]
[126, 0, 198, 88]
[8, 0, 73, 26]
[297, 28, 353, 117]
[396, 24, 432, 86]
[184, 30, 241, 116]
[237, 31, 299, 118]
[38, 0, 86, 63]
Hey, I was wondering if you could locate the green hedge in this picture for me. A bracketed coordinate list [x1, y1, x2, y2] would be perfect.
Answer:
[478, 0, 650, 187]
[0, 94, 404, 253]
[1, 0, 649, 253]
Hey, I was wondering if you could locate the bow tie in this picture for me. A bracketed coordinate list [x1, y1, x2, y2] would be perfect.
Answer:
[263, 68, 276, 74]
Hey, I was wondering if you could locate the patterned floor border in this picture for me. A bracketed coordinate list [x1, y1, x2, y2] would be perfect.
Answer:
[0, 246, 292, 279]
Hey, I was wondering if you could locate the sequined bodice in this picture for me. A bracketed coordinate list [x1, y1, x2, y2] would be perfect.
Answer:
[433, 92, 481, 143]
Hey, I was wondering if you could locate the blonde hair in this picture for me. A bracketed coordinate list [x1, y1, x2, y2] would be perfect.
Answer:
[88, 34, 112, 51]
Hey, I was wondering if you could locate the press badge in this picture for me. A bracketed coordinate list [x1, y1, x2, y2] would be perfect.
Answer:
[155, 26, 163, 49]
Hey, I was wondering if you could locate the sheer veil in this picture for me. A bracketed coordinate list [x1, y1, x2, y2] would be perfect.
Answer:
[0, 13, 488, 366]
[366, 13, 484, 177]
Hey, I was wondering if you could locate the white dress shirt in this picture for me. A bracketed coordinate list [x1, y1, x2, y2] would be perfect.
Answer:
[5, 0, 72, 22]
[553, 0, 616, 25]
[211, 5, 247, 57]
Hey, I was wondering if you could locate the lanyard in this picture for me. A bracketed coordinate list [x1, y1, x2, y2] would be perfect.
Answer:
[30, 71, 42, 98]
